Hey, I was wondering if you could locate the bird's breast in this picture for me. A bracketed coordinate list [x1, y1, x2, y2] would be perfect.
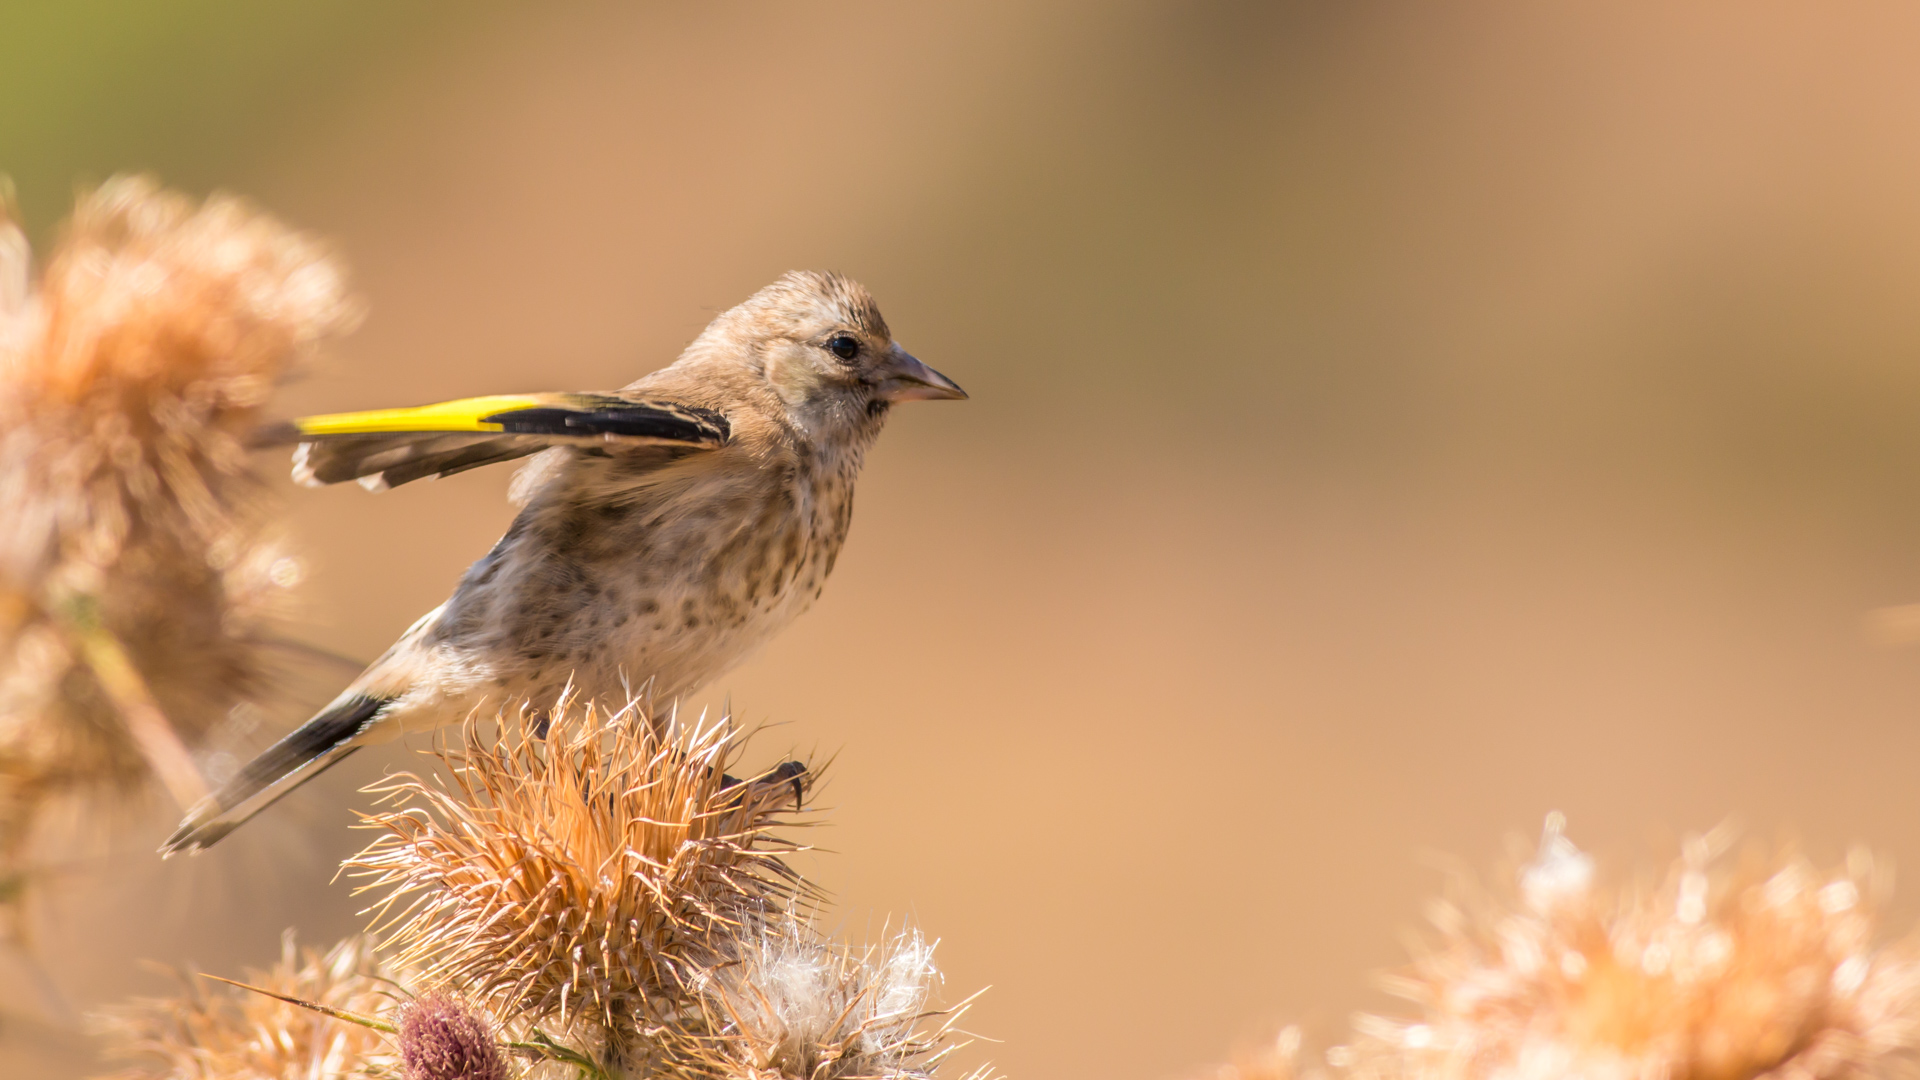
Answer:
[444, 461, 850, 705]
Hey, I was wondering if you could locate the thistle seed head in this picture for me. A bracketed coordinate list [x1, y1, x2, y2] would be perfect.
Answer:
[662, 918, 978, 1080]
[346, 696, 812, 1046]
[91, 933, 398, 1079]
[1332, 818, 1920, 1080]
[0, 177, 351, 857]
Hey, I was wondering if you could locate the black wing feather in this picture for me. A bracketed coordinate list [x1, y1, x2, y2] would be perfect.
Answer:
[267, 395, 729, 489]
[481, 399, 730, 442]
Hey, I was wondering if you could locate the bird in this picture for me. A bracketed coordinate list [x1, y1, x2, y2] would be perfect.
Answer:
[161, 270, 964, 855]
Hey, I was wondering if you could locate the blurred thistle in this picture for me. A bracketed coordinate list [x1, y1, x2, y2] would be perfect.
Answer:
[346, 695, 812, 1067]
[1212, 1027, 1305, 1080]
[0, 175, 352, 862]
[658, 917, 984, 1080]
[91, 932, 399, 1080]
[1220, 815, 1920, 1080]
[398, 994, 512, 1080]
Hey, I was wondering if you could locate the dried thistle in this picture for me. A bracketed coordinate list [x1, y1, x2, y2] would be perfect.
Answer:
[91, 932, 400, 1080]
[346, 697, 811, 1062]
[658, 917, 981, 1080]
[0, 176, 351, 849]
[398, 994, 512, 1080]
[1329, 816, 1920, 1080]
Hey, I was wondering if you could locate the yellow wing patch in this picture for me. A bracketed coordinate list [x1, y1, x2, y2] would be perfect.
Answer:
[291, 394, 557, 437]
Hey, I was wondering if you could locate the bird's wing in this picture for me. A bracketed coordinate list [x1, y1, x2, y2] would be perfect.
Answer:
[254, 392, 730, 490]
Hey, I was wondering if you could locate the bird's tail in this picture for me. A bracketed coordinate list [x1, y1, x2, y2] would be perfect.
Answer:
[159, 694, 388, 857]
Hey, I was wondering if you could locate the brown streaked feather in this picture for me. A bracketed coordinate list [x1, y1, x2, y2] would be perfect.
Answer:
[292, 433, 549, 489]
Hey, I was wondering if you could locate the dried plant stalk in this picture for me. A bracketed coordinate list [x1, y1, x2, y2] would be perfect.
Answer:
[0, 176, 351, 860]
[346, 696, 811, 1064]
[90, 933, 400, 1080]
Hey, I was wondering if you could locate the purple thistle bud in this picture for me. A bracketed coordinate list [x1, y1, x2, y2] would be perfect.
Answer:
[398, 995, 509, 1080]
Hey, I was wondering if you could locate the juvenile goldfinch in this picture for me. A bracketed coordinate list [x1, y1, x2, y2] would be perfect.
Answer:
[162, 271, 963, 855]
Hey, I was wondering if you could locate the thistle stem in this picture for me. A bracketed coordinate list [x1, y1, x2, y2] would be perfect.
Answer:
[56, 593, 208, 812]
[201, 974, 397, 1032]
[204, 975, 615, 1079]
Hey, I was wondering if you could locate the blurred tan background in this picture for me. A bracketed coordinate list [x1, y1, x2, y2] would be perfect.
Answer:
[13, 1, 1920, 1076]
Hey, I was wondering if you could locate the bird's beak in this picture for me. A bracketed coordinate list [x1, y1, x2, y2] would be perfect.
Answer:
[874, 346, 968, 402]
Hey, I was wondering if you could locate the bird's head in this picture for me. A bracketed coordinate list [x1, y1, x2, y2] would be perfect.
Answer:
[690, 271, 965, 429]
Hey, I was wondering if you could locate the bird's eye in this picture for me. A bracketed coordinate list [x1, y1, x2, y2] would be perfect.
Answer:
[824, 334, 860, 361]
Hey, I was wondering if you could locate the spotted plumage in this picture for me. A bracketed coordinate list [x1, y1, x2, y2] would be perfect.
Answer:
[162, 271, 964, 854]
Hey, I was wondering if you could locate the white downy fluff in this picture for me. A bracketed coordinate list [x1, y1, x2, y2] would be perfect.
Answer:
[702, 918, 950, 1078]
